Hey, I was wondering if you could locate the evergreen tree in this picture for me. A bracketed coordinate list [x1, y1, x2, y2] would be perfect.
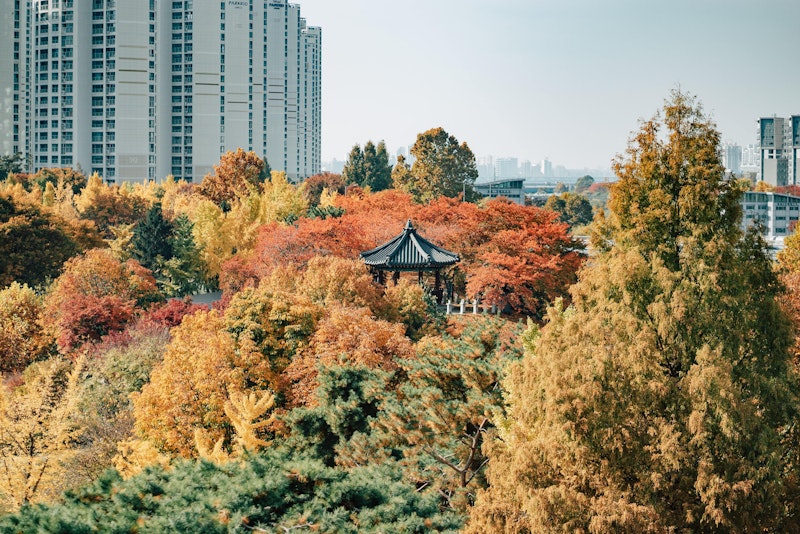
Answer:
[342, 144, 365, 187]
[343, 141, 392, 191]
[131, 203, 174, 272]
[371, 140, 393, 191]
[395, 127, 478, 202]
[468, 91, 800, 532]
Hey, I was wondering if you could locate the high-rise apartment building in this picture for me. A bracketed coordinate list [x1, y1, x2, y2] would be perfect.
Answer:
[494, 157, 518, 179]
[757, 116, 800, 187]
[721, 142, 742, 175]
[0, 1, 30, 160]
[1, 0, 321, 183]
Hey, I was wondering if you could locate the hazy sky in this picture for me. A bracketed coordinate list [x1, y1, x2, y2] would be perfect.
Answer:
[297, 0, 800, 170]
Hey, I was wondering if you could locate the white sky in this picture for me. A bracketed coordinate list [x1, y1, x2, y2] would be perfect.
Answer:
[297, 0, 800, 170]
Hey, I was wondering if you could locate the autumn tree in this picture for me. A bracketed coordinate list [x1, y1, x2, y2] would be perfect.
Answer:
[754, 179, 775, 192]
[132, 309, 244, 456]
[0, 194, 81, 288]
[134, 285, 320, 456]
[76, 174, 151, 238]
[574, 174, 594, 194]
[222, 284, 321, 399]
[418, 197, 584, 317]
[544, 191, 593, 228]
[468, 91, 800, 532]
[43, 249, 160, 353]
[60, 322, 171, 491]
[199, 148, 266, 206]
[393, 127, 478, 202]
[284, 305, 411, 407]
[0, 357, 86, 510]
[0, 283, 53, 373]
[302, 172, 345, 206]
[31, 167, 87, 195]
[778, 229, 800, 274]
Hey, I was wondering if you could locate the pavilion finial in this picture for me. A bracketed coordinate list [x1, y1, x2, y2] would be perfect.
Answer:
[405, 219, 414, 231]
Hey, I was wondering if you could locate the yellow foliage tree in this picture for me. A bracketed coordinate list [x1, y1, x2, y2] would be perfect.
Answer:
[113, 439, 171, 479]
[225, 389, 276, 454]
[0, 357, 85, 510]
[0, 283, 52, 373]
[132, 310, 244, 457]
[189, 198, 236, 282]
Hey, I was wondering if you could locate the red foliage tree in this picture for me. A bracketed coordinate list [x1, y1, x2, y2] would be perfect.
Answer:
[43, 249, 161, 353]
[221, 191, 583, 316]
[776, 185, 800, 197]
[141, 298, 208, 329]
[302, 172, 346, 206]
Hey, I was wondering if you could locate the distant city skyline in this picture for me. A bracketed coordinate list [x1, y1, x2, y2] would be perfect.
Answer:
[323, 147, 614, 181]
[298, 0, 799, 170]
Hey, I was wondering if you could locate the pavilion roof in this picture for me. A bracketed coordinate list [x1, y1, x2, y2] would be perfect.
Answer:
[360, 220, 460, 271]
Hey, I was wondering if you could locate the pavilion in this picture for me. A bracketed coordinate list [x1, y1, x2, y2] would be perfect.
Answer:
[360, 219, 460, 304]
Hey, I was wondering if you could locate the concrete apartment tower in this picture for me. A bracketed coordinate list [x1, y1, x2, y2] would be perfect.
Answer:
[0, 0, 29, 160]
[758, 116, 800, 187]
[1, 0, 321, 183]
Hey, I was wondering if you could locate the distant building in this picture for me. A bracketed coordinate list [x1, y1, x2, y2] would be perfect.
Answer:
[741, 191, 800, 248]
[474, 178, 524, 205]
[741, 143, 759, 172]
[757, 116, 800, 186]
[495, 157, 518, 179]
[476, 155, 494, 180]
[721, 143, 742, 174]
[540, 158, 552, 177]
[1, 0, 322, 183]
[520, 159, 533, 178]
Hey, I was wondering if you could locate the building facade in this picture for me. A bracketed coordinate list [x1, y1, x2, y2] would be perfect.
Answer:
[494, 157, 518, 179]
[1, 0, 321, 183]
[741, 191, 800, 246]
[0, 0, 30, 160]
[721, 142, 742, 175]
[474, 178, 525, 205]
[757, 116, 800, 187]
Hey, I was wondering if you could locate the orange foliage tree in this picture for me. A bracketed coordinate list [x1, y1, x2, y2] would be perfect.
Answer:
[221, 190, 583, 317]
[417, 197, 584, 317]
[43, 249, 161, 353]
[132, 309, 249, 457]
[76, 174, 151, 238]
[199, 148, 266, 206]
[284, 305, 412, 407]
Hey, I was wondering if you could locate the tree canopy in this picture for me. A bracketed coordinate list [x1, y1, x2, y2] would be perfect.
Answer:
[392, 127, 478, 202]
[199, 148, 267, 206]
[469, 91, 800, 532]
[342, 141, 392, 192]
